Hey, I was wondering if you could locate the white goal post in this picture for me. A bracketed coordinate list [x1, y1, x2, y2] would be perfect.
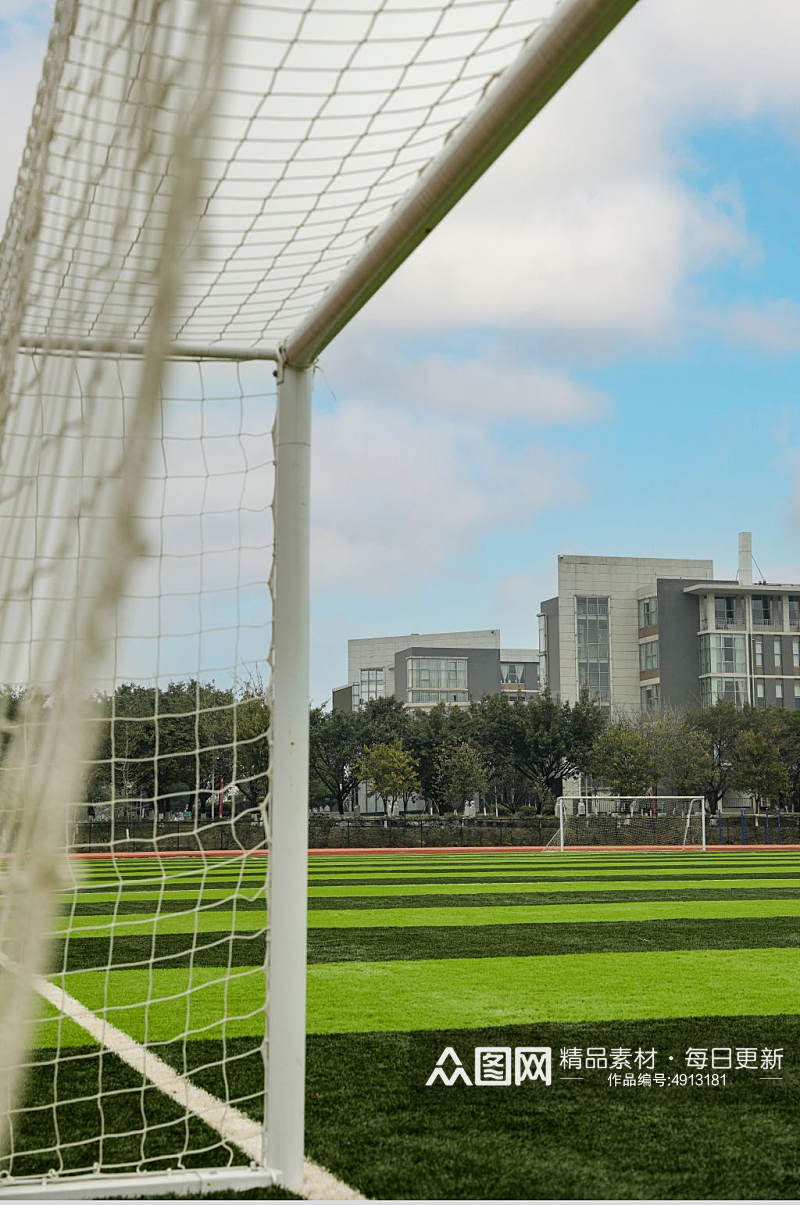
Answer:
[0, 0, 640, 1196]
[550, 796, 708, 852]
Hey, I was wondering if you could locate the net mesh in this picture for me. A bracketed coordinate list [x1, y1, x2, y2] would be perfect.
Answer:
[0, 0, 568, 1186]
[0, 0, 274, 1183]
[0, 355, 276, 1182]
[8, 0, 558, 351]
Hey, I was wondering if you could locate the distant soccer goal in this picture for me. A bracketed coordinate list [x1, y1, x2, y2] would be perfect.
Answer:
[546, 797, 708, 851]
[0, 0, 640, 1196]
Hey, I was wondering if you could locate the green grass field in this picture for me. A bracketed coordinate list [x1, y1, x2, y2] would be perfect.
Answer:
[6, 847, 800, 1198]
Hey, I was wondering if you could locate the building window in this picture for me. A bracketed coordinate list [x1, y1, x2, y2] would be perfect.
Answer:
[576, 596, 610, 705]
[752, 595, 778, 627]
[776, 680, 784, 702]
[537, 613, 548, 689]
[355, 667, 385, 706]
[714, 596, 739, 629]
[790, 597, 800, 630]
[638, 596, 657, 629]
[406, 657, 468, 705]
[755, 680, 766, 708]
[699, 633, 746, 676]
[794, 638, 800, 669]
[640, 683, 660, 711]
[774, 638, 782, 669]
[700, 677, 747, 708]
[639, 640, 659, 671]
[754, 637, 763, 669]
[500, 663, 525, 685]
[795, 683, 800, 709]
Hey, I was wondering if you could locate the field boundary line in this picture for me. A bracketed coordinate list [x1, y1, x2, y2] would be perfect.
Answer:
[0, 952, 363, 1200]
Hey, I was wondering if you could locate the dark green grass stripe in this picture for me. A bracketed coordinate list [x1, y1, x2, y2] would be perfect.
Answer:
[15, 1024, 799, 1200]
[49, 915, 800, 973]
[64, 886, 800, 917]
[69, 899, 268, 916]
[302, 1021, 800, 1200]
[51, 932, 268, 973]
[307, 887, 800, 909]
[64, 882, 800, 915]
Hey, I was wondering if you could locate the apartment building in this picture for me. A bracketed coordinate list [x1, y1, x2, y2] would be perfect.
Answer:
[538, 533, 800, 713]
[332, 629, 539, 711]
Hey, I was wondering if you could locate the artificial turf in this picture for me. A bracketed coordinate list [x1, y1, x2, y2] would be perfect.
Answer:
[5, 847, 800, 1198]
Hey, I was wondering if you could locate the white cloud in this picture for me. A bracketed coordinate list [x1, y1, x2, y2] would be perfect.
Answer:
[310, 401, 582, 592]
[342, 0, 800, 345]
[711, 300, 800, 353]
[321, 342, 608, 423]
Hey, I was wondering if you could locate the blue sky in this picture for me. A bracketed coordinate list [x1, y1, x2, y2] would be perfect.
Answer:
[2, 0, 800, 702]
[308, 4, 800, 700]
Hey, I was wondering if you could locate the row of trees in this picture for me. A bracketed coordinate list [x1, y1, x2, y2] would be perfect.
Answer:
[311, 692, 607, 815]
[592, 704, 800, 810]
[312, 695, 800, 814]
[82, 678, 270, 813]
[7, 675, 795, 816]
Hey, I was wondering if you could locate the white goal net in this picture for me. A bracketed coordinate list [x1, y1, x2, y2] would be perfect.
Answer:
[546, 797, 708, 851]
[0, 0, 639, 1195]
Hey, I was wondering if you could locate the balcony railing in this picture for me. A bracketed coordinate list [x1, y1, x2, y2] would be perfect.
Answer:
[700, 617, 745, 632]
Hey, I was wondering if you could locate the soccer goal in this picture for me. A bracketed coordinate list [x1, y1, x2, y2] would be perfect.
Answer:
[546, 797, 708, 851]
[0, 0, 639, 1196]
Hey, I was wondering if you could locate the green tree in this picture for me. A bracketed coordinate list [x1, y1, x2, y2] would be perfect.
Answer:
[405, 704, 475, 813]
[359, 696, 410, 747]
[590, 721, 659, 797]
[309, 705, 362, 813]
[473, 690, 606, 812]
[776, 709, 800, 809]
[732, 709, 789, 807]
[685, 701, 750, 810]
[645, 711, 712, 798]
[230, 676, 270, 814]
[435, 740, 488, 813]
[356, 740, 420, 816]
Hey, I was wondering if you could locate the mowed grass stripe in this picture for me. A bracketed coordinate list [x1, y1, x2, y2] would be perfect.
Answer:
[305, 869, 800, 884]
[60, 875, 800, 908]
[60, 887, 800, 922]
[34, 946, 800, 1048]
[49, 897, 800, 936]
[308, 888, 800, 910]
[52, 915, 800, 972]
[306, 876, 800, 898]
[70, 854, 800, 888]
[71, 864, 800, 894]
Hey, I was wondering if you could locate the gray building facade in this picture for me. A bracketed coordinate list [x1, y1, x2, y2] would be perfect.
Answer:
[333, 628, 539, 712]
[538, 534, 800, 715]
